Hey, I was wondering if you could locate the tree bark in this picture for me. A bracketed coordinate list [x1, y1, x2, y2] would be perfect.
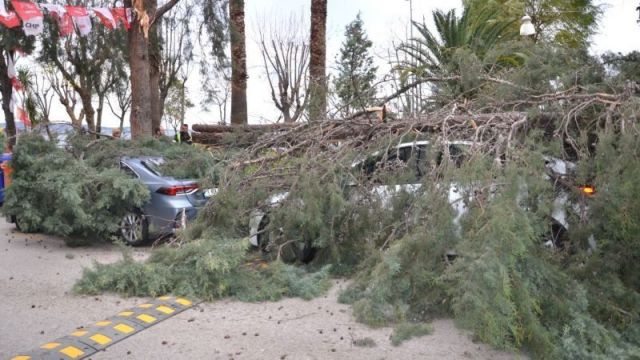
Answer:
[229, 0, 247, 125]
[126, 0, 153, 139]
[309, 0, 327, 122]
[149, 18, 163, 132]
[79, 91, 96, 133]
[96, 94, 105, 134]
[0, 54, 17, 145]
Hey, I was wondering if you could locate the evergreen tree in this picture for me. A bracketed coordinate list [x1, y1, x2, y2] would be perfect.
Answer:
[333, 14, 377, 118]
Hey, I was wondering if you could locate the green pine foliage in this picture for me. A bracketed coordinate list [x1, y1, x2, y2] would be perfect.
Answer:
[2, 133, 223, 245]
[74, 232, 331, 302]
[339, 182, 457, 326]
[3, 134, 150, 245]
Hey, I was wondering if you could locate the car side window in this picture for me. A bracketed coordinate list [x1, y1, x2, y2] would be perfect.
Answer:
[449, 144, 469, 168]
[383, 145, 429, 183]
[120, 163, 139, 178]
[435, 144, 469, 168]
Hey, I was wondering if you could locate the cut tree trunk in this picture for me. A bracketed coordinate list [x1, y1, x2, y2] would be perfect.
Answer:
[309, 0, 327, 122]
[229, 0, 247, 125]
[192, 123, 297, 133]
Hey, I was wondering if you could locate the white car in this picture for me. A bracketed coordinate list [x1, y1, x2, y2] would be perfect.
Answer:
[249, 141, 594, 261]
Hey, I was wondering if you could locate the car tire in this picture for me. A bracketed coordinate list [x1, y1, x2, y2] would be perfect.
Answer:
[13, 215, 36, 233]
[12, 215, 23, 232]
[257, 215, 315, 264]
[120, 211, 149, 246]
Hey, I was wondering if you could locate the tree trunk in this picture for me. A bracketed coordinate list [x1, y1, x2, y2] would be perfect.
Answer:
[126, 0, 154, 139]
[229, 0, 247, 125]
[0, 54, 17, 146]
[96, 94, 105, 134]
[149, 18, 163, 132]
[309, 0, 327, 122]
[80, 92, 96, 133]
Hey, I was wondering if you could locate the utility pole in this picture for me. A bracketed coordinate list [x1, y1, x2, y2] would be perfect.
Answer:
[406, 0, 417, 117]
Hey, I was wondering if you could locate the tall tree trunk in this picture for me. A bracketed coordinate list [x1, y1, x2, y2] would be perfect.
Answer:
[0, 54, 17, 146]
[126, 0, 154, 139]
[149, 18, 163, 132]
[309, 0, 327, 122]
[229, 0, 247, 125]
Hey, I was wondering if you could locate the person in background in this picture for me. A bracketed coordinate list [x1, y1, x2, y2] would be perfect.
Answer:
[175, 123, 193, 145]
[1, 142, 14, 189]
[112, 128, 122, 139]
[154, 127, 166, 139]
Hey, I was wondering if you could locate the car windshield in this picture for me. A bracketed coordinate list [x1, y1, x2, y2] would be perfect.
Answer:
[141, 158, 165, 177]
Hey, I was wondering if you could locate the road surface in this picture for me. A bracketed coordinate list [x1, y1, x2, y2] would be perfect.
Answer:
[0, 219, 522, 359]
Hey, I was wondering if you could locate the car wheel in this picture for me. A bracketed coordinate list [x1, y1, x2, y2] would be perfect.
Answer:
[13, 215, 35, 233]
[120, 212, 149, 246]
[257, 215, 315, 264]
[12, 215, 23, 232]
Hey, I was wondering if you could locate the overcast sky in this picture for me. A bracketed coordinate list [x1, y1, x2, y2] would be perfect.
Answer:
[17, 0, 640, 129]
[184, 0, 639, 127]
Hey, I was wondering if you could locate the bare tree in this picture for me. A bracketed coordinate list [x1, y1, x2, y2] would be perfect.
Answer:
[45, 68, 85, 128]
[22, 68, 55, 139]
[257, 12, 310, 123]
[201, 65, 231, 124]
[150, 0, 195, 131]
[107, 79, 133, 133]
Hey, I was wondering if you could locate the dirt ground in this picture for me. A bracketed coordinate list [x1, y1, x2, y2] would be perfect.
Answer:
[0, 219, 525, 359]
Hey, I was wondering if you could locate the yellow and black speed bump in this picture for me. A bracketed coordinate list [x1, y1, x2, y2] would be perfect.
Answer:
[11, 296, 195, 360]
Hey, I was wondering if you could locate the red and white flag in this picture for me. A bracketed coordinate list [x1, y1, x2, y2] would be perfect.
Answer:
[11, 0, 43, 36]
[40, 4, 73, 37]
[111, 7, 130, 30]
[93, 7, 116, 30]
[6, 55, 20, 89]
[6, 54, 30, 127]
[65, 5, 92, 36]
[0, 0, 19, 28]
[0, 11, 20, 29]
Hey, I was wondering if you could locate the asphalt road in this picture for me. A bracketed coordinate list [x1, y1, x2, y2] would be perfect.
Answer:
[0, 219, 521, 360]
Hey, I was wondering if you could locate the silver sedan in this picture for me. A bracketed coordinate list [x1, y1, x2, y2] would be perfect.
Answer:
[119, 157, 209, 245]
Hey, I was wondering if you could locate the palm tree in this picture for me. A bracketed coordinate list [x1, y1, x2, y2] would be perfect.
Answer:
[396, 5, 517, 104]
[400, 6, 516, 79]
[309, 0, 327, 122]
[229, 0, 247, 125]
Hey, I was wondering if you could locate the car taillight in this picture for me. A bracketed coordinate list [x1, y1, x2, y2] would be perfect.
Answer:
[579, 185, 596, 196]
[157, 184, 199, 196]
